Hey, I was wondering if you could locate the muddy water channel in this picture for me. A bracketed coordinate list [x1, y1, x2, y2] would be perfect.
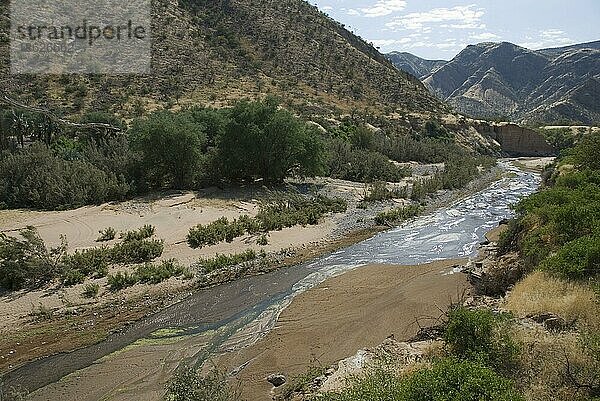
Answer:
[4, 161, 541, 400]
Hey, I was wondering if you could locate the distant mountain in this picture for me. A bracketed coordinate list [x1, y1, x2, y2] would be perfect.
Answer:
[538, 40, 600, 58]
[388, 41, 600, 125]
[386, 52, 446, 79]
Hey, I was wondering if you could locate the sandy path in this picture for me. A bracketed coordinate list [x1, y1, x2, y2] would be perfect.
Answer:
[215, 260, 469, 401]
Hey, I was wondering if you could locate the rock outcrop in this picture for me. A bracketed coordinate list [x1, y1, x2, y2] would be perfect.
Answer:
[446, 119, 555, 157]
[490, 124, 556, 156]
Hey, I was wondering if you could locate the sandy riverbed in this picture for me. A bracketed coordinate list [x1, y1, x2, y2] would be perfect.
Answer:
[0, 160, 522, 390]
[215, 260, 469, 401]
[25, 259, 468, 401]
[0, 190, 340, 336]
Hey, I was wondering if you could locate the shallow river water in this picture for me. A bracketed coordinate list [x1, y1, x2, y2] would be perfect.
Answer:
[216, 160, 541, 354]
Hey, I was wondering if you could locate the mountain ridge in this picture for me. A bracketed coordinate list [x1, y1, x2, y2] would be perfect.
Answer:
[385, 51, 446, 79]
[0, 0, 446, 120]
[387, 40, 600, 124]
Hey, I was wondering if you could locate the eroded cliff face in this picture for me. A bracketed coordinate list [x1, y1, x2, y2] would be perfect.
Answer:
[476, 123, 556, 157]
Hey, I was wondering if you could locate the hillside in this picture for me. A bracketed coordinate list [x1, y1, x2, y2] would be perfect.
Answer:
[0, 0, 446, 119]
[386, 52, 446, 79]
[420, 41, 600, 125]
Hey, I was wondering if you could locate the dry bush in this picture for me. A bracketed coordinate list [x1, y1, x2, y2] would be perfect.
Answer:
[505, 271, 600, 331]
[511, 326, 597, 401]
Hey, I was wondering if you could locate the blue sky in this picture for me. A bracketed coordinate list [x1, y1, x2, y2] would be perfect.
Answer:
[310, 0, 600, 60]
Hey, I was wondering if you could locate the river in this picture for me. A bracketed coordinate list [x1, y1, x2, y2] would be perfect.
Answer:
[2, 160, 541, 400]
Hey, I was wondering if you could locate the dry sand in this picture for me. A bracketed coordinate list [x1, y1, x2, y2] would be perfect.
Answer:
[215, 260, 469, 401]
[512, 157, 554, 173]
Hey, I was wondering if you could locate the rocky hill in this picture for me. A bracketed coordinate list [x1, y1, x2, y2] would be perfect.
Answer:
[388, 41, 600, 125]
[0, 0, 446, 119]
[386, 52, 446, 79]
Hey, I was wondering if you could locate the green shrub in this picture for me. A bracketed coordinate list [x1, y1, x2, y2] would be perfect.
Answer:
[135, 259, 185, 284]
[61, 268, 86, 286]
[0, 227, 66, 290]
[541, 235, 600, 279]
[572, 132, 600, 170]
[538, 127, 576, 152]
[188, 195, 346, 249]
[96, 227, 116, 242]
[110, 239, 164, 264]
[498, 136, 600, 279]
[317, 368, 402, 401]
[423, 119, 453, 141]
[0, 143, 130, 210]
[444, 307, 518, 372]
[398, 358, 523, 401]
[238, 215, 261, 234]
[256, 194, 347, 231]
[107, 271, 139, 291]
[82, 282, 100, 298]
[62, 247, 110, 279]
[120, 225, 156, 242]
[319, 359, 522, 401]
[326, 138, 410, 183]
[362, 181, 396, 202]
[375, 205, 422, 225]
[187, 217, 240, 249]
[196, 250, 257, 274]
[257, 234, 269, 246]
[164, 367, 239, 401]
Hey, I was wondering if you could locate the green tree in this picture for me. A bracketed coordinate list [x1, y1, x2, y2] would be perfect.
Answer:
[572, 132, 600, 170]
[217, 98, 325, 183]
[0, 227, 67, 290]
[129, 111, 206, 189]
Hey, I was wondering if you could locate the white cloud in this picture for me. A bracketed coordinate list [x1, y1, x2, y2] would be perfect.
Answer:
[386, 4, 485, 32]
[471, 32, 500, 41]
[541, 29, 566, 39]
[370, 37, 412, 48]
[321, 5, 333, 11]
[520, 29, 573, 49]
[356, 0, 407, 18]
[440, 23, 486, 29]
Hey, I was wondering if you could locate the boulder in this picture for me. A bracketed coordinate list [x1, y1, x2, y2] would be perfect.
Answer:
[528, 312, 569, 331]
[267, 373, 286, 387]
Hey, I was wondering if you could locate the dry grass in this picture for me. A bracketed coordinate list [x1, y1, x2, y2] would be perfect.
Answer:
[505, 271, 600, 331]
[511, 325, 597, 401]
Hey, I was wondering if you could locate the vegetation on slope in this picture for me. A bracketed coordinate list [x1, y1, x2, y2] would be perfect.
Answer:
[0, 0, 444, 119]
[498, 132, 600, 280]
